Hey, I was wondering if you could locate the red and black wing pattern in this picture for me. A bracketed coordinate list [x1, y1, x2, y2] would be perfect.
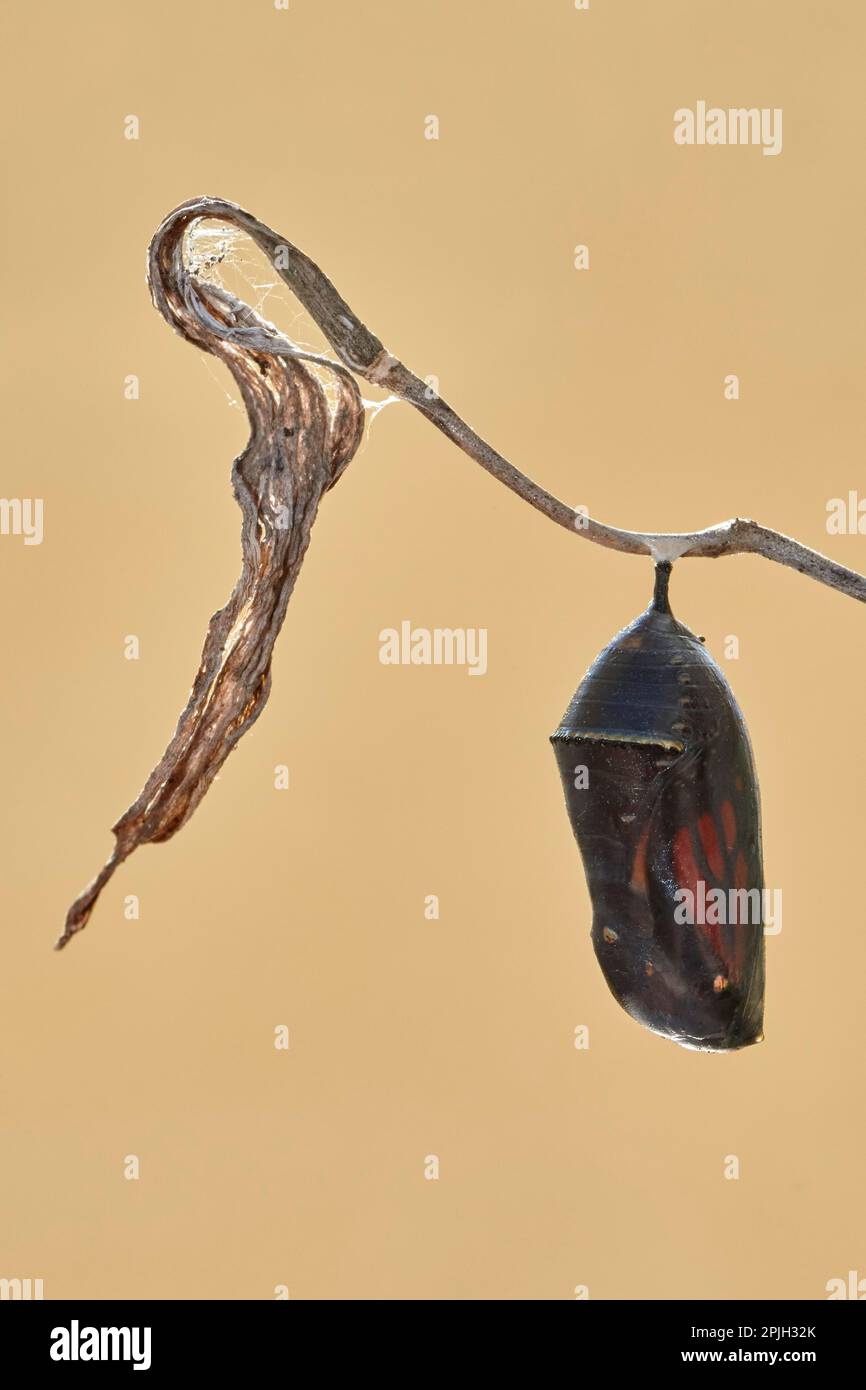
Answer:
[666, 766, 759, 985]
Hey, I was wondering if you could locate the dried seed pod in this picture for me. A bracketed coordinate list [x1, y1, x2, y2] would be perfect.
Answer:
[57, 198, 366, 949]
[551, 563, 765, 1051]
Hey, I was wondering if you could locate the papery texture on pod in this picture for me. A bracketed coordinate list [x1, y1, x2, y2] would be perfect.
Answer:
[551, 563, 765, 1052]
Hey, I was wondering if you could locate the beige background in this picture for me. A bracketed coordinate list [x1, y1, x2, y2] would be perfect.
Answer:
[1, 1, 864, 1300]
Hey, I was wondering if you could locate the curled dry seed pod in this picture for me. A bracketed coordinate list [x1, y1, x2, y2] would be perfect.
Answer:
[57, 199, 366, 948]
[551, 563, 765, 1051]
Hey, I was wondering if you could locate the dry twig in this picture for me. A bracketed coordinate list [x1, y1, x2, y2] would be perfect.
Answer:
[58, 196, 865, 949]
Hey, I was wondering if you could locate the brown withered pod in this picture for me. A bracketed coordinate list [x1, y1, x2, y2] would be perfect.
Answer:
[551, 562, 765, 1052]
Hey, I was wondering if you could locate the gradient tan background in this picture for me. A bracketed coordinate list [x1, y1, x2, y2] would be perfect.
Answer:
[2, 0, 864, 1301]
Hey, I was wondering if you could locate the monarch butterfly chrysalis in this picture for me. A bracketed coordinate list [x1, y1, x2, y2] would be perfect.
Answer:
[551, 562, 765, 1052]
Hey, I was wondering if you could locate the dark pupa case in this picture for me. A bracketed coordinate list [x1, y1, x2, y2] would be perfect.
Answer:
[551, 563, 765, 1052]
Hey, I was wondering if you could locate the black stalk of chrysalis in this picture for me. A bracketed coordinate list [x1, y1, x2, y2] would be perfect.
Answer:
[551, 562, 765, 1052]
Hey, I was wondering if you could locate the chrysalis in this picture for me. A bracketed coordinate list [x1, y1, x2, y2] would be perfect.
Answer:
[551, 563, 765, 1052]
